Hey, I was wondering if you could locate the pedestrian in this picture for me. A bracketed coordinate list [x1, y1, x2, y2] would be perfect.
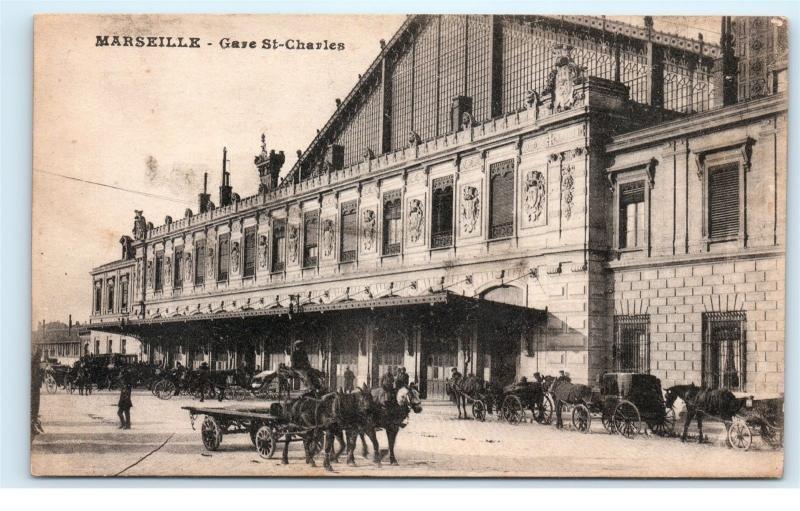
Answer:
[198, 361, 210, 402]
[395, 366, 410, 389]
[117, 369, 133, 429]
[379, 367, 395, 406]
[343, 365, 355, 392]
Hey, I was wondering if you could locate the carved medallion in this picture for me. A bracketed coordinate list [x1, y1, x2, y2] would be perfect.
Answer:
[460, 186, 480, 234]
[408, 199, 424, 243]
[524, 171, 547, 223]
[546, 44, 584, 112]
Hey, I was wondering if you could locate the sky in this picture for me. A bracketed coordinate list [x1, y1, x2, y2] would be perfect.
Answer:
[32, 14, 721, 327]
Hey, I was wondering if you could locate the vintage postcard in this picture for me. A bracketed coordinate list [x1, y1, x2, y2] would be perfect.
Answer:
[31, 14, 786, 478]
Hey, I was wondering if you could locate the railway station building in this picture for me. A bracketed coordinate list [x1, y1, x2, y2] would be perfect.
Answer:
[88, 15, 787, 398]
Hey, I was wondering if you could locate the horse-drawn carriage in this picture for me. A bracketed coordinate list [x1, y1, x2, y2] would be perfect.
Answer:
[499, 379, 554, 425]
[41, 363, 72, 393]
[554, 372, 676, 438]
[727, 395, 784, 451]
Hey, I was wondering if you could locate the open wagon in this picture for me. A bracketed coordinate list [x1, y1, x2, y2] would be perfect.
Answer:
[499, 380, 553, 425]
[726, 394, 784, 451]
[569, 373, 676, 437]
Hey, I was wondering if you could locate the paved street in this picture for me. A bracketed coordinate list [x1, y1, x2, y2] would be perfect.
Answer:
[31, 390, 782, 478]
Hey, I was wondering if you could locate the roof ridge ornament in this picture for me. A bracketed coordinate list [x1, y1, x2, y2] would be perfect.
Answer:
[545, 44, 585, 113]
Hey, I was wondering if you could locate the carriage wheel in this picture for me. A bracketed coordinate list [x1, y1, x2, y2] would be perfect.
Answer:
[45, 375, 57, 394]
[234, 387, 248, 401]
[651, 407, 677, 437]
[201, 416, 222, 451]
[155, 380, 175, 400]
[727, 419, 753, 451]
[612, 401, 641, 439]
[601, 409, 614, 433]
[502, 395, 525, 425]
[472, 400, 487, 422]
[254, 426, 277, 459]
[534, 395, 554, 425]
[571, 404, 591, 433]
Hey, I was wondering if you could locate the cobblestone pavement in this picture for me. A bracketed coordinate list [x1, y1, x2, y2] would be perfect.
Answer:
[31, 390, 782, 478]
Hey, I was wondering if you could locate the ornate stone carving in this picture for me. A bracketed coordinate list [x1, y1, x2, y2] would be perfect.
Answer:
[322, 194, 337, 209]
[119, 236, 134, 260]
[322, 219, 335, 257]
[561, 164, 575, 220]
[230, 241, 240, 273]
[132, 210, 147, 240]
[206, 245, 215, 280]
[545, 44, 584, 112]
[460, 112, 475, 130]
[164, 256, 172, 284]
[361, 210, 376, 251]
[287, 225, 299, 263]
[255, 134, 285, 194]
[146, 260, 154, 288]
[135, 258, 142, 292]
[185, 253, 193, 282]
[524, 170, 547, 223]
[408, 199, 424, 243]
[258, 235, 268, 268]
[525, 89, 541, 119]
[460, 185, 480, 234]
[408, 130, 421, 146]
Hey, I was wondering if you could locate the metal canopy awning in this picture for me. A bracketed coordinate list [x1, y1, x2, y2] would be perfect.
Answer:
[87, 292, 547, 344]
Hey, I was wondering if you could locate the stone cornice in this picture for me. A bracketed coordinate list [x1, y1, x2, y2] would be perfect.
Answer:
[605, 246, 785, 272]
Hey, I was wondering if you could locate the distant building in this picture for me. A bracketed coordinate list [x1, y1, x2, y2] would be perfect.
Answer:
[88, 15, 786, 397]
[34, 317, 143, 365]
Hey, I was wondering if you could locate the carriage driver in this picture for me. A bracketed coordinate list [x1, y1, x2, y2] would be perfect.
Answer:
[289, 340, 319, 390]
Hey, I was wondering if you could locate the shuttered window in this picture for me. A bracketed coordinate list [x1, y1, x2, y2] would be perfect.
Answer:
[106, 278, 115, 312]
[272, 220, 286, 272]
[94, 281, 102, 313]
[173, 248, 183, 289]
[619, 181, 646, 249]
[217, 234, 230, 282]
[154, 252, 164, 291]
[489, 159, 515, 239]
[120, 276, 129, 312]
[340, 201, 358, 262]
[708, 163, 740, 240]
[194, 240, 206, 285]
[431, 176, 454, 248]
[243, 227, 256, 277]
[303, 211, 319, 268]
[383, 191, 402, 255]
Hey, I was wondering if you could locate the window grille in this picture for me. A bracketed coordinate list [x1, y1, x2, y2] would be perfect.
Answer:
[217, 234, 230, 282]
[154, 252, 164, 291]
[243, 226, 256, 277]
[303, 211, 319, 268]
[702, 311, 746, 390]
[489, 159, 514, 239]
[272, 220, 286, 272]
[340, 201, 358, 262]
[194, 240, 206, 285]
[431, 175, 454, 248]
[383, 191, 402, 255]
[613, 315, 650, 373]
[173, 248, 183, 289]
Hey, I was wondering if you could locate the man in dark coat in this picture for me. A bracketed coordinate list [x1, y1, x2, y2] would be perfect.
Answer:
[117, 369, 133, 429]
[395, 366, 410, 389]
[343, 366, 355, 392]
[197, 361, 210, 402]
[289, 340, 319, 390]
[378, 367, 395, 406]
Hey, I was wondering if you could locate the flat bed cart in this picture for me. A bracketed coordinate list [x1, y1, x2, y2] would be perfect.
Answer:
[182, 405, 314, 459]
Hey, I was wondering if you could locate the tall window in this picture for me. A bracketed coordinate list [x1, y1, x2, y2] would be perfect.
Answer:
[272, 219, 286, 272]
[708, 163, 740, 240]
[383, 191, 402, 255]
[173, 248, 183, 289]
[489, 159, 514, 239]
[194, 239, 206, 285]
[613, 315, 650, 373]
[303, 211, 319, 268]
[243, 226, 256, 277]
[619, 181, 646, 249]
[106, 338, 112, 354]
[94, 280, 102, 313]
[431, 176, 454, 248]
[702, 311, 746, 390]
[121, 339, 127, 355]
[120, 275, 129, 312]
[217, 234, 230, 282]
[94, 339, 100, 355]
[106, 278, 115, 313]
[154, 252, 164, 291]
[340, 200, 358, 262]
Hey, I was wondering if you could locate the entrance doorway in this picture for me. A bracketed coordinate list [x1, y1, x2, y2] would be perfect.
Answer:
[372, 326, 406, 387]
[425, 335, 458, 399]
[480, 285, 523, 387]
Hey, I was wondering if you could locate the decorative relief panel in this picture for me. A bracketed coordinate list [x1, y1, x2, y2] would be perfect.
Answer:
[184, 253, 193, 283]
[361, 209, 377, 253]
[230, 241, 241, 274]
[258, 235, 268, 268]
[322, 194, 337, 210]
[561, 164, 575, 220]
[407, 170, 427, 187]
[321, 218, 335, 258]
[164, 256, 172, 284]
[407, 198, 424, 244]
[524, 170, 547, 226]
[460, 185, 481, 236]
[287, 225, 299, 264]
[146, 260, 153, 288]
[460, 155, 483, 173]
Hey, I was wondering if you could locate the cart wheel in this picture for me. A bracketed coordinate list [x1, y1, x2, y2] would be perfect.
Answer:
[571, 404, 591, 433]
[254, 426, 277, 459]
[727, 419, 753, 451]
[201, 416, 222, 451]
[601, 409, 614, 433]
[502, 395, 525, 425]
[652, 407, 676, 437]
[234, 387, 248, 401]
[45, 376, 57, 394]
[534, 395, 554, 425]
[472, 400, 487, 422]
[612, 401, 641, 439]
[156, 381, 175, 400]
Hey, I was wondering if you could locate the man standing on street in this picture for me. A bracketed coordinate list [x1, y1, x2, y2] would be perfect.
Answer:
[198, 361, 210, 402]
[379, 367, 395, 406]
[395, 366, 410, 389]
[117, 368, 133, 429]
[343, 365, 355, 392]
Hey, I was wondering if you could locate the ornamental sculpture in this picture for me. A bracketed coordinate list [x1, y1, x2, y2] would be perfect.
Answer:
[287, 225, 299, 263]
[322, 219, 335, 257]
[408, 199, 424, 243]
[206, 246, 215, 279]
[185, 253, 193, 283]
[230, 242, 240, 273]
[146, 260, 154, 288]
[258, 235, 268, 268]
[255, 133, 286, 194]
[132, 210, 147, 240]
[460, 186, 480, 234]
[361, 210, 376, 251]
[561, 165, 575, 220]
[164, 256, 171, 283]
[524, 170, 546, 223]
[545, 44, 584, 112]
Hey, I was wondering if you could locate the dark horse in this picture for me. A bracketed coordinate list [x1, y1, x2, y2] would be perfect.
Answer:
[665, 384, 745, 443]
[359, 384, 423, 465]
[547, 377, 593, 429]
[279, 395, 328, 467]
[450, 374, 500, 419]
[315, 386, 381, 471]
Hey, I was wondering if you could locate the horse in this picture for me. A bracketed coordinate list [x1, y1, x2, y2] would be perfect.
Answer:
[665, 384, 746, 443]
[451, 375, 502, 419]
[547, 377, 593, 429]
[354, 383, 423, 466]
[315, 386, 380, 471]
